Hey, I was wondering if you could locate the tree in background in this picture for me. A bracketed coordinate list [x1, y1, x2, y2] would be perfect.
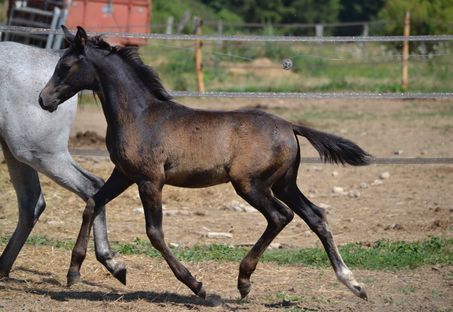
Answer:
[379, 0, 453, 36]
[202, 0, 285, 23]
[151, 0, 452, 37]
[281, 0, 340, 24]
[153, 0, 243, 33]
[0, 0, 6, 23]
[202, 0, 341, 34]
[337, 0, 385, 35]
[221, 0, 341, 25]
[339, 0, 385, 22]
[378, 0, 453, 52]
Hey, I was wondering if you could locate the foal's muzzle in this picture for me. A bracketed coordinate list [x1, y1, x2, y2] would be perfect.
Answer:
[39, 95, 58, 112]
[39, 88, 60, 112]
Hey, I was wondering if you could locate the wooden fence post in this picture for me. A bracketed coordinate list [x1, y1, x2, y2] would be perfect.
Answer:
[165, 16, 174, 34]
[361, 23, 369, 60]
[194, 17, 205, 93]
[315, 24, 324, 37]
[402, 11, 410, 90]
[362, 23, 369, 37]
[217, 20, 223, 47]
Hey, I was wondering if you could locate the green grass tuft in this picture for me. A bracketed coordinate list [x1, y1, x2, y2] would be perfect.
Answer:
[1, 235, 451, 271]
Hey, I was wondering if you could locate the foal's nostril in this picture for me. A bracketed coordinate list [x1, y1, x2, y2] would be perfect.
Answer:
[38, 96, 44, 108]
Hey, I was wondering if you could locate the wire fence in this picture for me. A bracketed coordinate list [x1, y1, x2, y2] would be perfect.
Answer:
[4, 25, 451, 99]
[1, 25, 453, 43]
[67, 149, 453, 165]
[169, 91, 453, 99]
[1, 25, 452, 164]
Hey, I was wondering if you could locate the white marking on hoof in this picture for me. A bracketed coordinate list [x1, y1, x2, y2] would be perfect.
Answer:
[336, 267, 368, 299]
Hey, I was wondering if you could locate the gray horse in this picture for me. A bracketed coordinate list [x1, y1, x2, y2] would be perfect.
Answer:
[0, 42, 126, 283]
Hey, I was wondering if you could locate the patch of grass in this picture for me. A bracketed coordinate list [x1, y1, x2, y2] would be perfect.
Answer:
[399, 286, 417, 295]
[27, 235, 49, 246]
[274, 291, 305, 303]
[112, 237, 160, 258]
[1, 235, 451, 271]
[341, 237, 453, 270]
[55, 240, 75, 250]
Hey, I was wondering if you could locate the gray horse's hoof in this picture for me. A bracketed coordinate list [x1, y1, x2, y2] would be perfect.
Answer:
[112, 266, 127, 285]
[238, 283, 251, 299]
[67, 271, 81, 287]
[354, 284, 368, 300]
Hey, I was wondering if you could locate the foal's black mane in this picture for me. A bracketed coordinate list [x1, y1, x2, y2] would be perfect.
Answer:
[89, 36, 172, 102]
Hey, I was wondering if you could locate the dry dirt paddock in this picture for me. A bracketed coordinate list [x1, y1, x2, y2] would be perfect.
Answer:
[0, 98, 452, 311]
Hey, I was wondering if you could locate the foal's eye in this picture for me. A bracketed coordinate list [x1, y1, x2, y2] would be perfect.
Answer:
[59, 63, 71, 74]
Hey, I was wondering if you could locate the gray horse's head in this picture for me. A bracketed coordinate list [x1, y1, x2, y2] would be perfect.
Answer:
[39, 26, 97, 112]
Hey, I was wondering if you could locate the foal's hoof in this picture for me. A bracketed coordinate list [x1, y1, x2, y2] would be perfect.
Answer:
[67, 271, 81, 287]
[195, 283, 207, 299]
[0, 269, 10, 279]
[238, 283, 252, 299]
[113, 266, 127, 285]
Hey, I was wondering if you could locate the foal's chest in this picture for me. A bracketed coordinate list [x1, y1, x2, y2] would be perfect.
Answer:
[106, 129, 154, 172]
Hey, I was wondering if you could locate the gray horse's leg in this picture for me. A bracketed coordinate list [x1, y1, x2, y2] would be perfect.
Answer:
[33, 151, 127, 283]
[0, 142, 45, 277]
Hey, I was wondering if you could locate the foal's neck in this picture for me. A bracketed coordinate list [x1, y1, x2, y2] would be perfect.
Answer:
[93, 53, 156, 128]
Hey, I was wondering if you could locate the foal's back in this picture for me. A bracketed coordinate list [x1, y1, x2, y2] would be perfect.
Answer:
[136, 102, 298, 187]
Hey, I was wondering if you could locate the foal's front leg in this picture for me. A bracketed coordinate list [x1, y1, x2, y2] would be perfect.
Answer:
[138, 180, 206, 298]
[68, 168, 133, 286]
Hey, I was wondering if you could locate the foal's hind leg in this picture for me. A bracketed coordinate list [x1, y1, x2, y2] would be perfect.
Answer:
[273, 182, 367, 300]
[232, 180, 294, 298]
[138, 180, 206, 298]
[68, 167, 133, 286]
[0, 142, 45, 277]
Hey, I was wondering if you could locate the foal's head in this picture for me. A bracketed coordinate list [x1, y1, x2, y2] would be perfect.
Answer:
[39, 26, 99, 112]
[39, 25, 171, 112]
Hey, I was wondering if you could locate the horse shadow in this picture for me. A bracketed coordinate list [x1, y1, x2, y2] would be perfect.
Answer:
[28, 288, 226, 307]
[3, 267, 225, 308]
[3, 267, 306, 310]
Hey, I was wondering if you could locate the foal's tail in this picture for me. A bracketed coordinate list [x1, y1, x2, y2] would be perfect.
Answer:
[292, 124, 372, 166]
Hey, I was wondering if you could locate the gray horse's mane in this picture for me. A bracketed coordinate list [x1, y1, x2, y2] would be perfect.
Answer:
[90, 36, 172, 102]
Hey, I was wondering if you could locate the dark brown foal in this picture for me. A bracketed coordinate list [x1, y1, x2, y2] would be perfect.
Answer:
[39, 26, 370, 300]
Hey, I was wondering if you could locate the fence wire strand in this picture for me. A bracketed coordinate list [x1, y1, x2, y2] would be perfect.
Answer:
[67, 149, 453, 165]
[1, 25, 452, 164]
[1, 25, 453, 43]
[168, 91, 453, 99]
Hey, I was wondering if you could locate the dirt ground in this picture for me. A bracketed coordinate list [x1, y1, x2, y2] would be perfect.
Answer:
[1, 98, 452, 311]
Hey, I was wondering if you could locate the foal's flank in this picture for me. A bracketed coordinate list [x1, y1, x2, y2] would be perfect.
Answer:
[39, 26, 371, 300]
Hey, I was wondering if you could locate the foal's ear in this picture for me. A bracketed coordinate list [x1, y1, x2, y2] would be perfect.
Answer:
[61, 25, 75, 43]
[74, 26, 88, 50]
